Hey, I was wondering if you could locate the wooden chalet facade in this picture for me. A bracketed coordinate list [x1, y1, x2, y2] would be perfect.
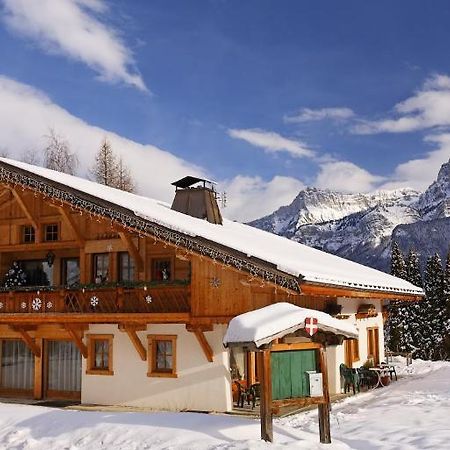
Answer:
[0, 158, 423, 411]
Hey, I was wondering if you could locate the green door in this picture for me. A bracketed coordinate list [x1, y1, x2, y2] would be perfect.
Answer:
[271, 350, 317, 400]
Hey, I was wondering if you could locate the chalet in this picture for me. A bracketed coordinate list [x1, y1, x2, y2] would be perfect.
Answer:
[0, 158, 423, 411]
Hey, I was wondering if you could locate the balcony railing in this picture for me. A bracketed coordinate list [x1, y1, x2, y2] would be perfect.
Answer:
[0, 283, 190, 314]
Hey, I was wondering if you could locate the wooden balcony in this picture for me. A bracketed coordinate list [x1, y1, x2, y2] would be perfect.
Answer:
[0, 283, 191, 323]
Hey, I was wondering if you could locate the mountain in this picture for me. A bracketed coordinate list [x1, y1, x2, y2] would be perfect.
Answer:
[250, 159, 450, 272]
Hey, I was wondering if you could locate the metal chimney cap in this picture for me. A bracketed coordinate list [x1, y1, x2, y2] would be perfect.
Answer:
[171, 176, 217, 189]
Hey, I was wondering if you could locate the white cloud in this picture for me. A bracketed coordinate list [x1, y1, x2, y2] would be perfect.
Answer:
[1, 0, 147, 91]
[221, 175, 305, 222]
[0, 76, 200, 201]
[315, 161, 385, 193]
[284, 107, 355, 123]
[380, 134, 450, 191]
[228, 128, 315, 158]
[352, 74, 450, 134]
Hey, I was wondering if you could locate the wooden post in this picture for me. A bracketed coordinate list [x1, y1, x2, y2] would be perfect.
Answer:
[258, 348, 273, 442]
[318, 346, 331, 444]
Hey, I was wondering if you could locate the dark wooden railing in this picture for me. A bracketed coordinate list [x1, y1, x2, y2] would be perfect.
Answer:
[0, 285, 190, 314]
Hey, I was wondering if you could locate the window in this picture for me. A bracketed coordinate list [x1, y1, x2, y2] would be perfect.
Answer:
[367, 328, 380, 365]
[22, 225, 35, 243]
[118, 252, 135, 282]
[93, 253, 109, 284]
[151, 258, 172, 281]
[44, 224, 59, 242]
[344, 339, 360, 367]
[62, 258, 80, 286]
[19, 260, 53, 286]
[148, 335, 177, 378]
[86, 334, 114, 375]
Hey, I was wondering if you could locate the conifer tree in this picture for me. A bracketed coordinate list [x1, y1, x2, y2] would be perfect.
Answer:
[386, 242, 407, 352]
[441, 251, 450, 359]
[3, 261, 27, 288]
[418, 253, 445, 360]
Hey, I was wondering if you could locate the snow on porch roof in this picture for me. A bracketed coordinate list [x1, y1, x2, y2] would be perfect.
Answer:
[0, 158, 424, 296]
[223, 303, 359, 348]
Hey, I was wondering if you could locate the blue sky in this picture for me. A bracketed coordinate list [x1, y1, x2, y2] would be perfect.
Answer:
[0, 0, 450, 221]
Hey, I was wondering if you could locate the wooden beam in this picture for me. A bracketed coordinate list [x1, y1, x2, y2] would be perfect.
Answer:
[258, 349, 273, 442]
[0, 240, 81, 252]
[120, 326, 147, 361]
[58, 206, 85, 245]
[0, 312, 191, 324]
[14, 326, 41, 357]
[317, 346, 331, 444]
[0, 196, 16, 212]
[9, 188, 39, 239]
[301, 282, 423, 301]
[34, 337, 43, 399]
[65, 324, 88, 358]
[118, 231, 144, 271]
[192, 328, 213, 362]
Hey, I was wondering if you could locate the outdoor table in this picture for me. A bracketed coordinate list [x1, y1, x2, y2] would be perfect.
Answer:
[369, 367, 390, 388]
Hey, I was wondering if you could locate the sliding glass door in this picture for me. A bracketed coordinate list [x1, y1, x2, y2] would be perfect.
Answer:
[45, 340, 81, 399]
[0, 340, 34, 396]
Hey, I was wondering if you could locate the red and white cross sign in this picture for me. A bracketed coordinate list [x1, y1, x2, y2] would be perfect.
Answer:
[305, 317, 318, 336]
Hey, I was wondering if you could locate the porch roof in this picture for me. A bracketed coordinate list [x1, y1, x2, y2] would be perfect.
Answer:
[223, 302, 359, 348]
[0, 158, 424, 297]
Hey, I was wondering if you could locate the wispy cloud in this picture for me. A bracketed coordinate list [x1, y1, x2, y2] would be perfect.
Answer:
[284, 107, 355, 123]
[352, 74, 450, 134]
[1, 0, 147, 91]
[228, 128, 315, 158]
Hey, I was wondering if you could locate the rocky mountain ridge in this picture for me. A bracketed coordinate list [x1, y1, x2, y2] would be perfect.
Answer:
[250, 159, 450, 271]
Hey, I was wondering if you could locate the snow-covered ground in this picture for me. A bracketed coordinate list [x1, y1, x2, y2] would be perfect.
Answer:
[0, 359, 448, 449]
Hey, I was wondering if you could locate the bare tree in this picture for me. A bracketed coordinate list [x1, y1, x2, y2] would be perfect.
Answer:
[0, 148, 9, 158]
[91, 138, 135, 193]
[116, 157, 135, 193]
[21, 149, 41, 165]
[44, 129, 78, 175]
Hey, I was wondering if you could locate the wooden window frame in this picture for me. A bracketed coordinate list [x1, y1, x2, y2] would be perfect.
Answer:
[118, 251, 135, 282]
[147, 335, 177, 378]
[150, 256, 174, 282]
[22, 225, 35, 244]
[86, 334, 114, 376]
[92, 253, 110, 284]
[344, 338, 360, 367]
[44, 223, 59, 242]
[366, 327, 380, 365]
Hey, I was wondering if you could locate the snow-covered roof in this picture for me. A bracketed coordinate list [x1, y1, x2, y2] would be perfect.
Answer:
[223, 303, 359, 347]
[0, 158, 424, 296]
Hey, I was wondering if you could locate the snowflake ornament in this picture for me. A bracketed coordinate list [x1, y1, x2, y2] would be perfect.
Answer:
[21, 301, 27, 309]
[0, 302, 3, 309]
[32, 298, 42, 310]
[145, 295, 153, 304]
[46, 301, 53, 309]
[90, 296, 99, 307]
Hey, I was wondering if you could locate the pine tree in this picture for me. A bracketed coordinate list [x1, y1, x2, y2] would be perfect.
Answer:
[3, 261, 27, 289]
[441, 251, 450, 359]
[418, 254, 446, 360]
[402, 249, 423, 354]
[116, 157, 135, 193]
[386, 242, 407, 352]
[44, 129, 78, 175]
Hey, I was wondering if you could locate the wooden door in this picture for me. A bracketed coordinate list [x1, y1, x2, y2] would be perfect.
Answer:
[44, 340, 81, 399]
[271, 350, 316, 400]
[367, 328, 380, 365]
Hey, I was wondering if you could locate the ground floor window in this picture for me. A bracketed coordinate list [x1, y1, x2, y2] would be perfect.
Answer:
[0, 339, 34, 394]
[86, 334, 114, 375]
[147, 335, 177, 378]
[344, 338, 360, 367]
[367, 327, 380, 365]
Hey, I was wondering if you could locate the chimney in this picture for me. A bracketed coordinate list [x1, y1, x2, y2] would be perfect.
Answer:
[171, 176, 223, 225]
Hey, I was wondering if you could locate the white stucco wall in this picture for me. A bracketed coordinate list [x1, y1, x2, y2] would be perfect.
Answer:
[81, 324, 233, 412]
[326, 298, 385, 394]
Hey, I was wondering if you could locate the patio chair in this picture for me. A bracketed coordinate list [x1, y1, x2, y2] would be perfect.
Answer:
[357, 367, 377, 389]
[233, 380, 246, 408]
[248, 383, 261, 409]
[340, 363, 359, 394]
[379, 362, 398, 381]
